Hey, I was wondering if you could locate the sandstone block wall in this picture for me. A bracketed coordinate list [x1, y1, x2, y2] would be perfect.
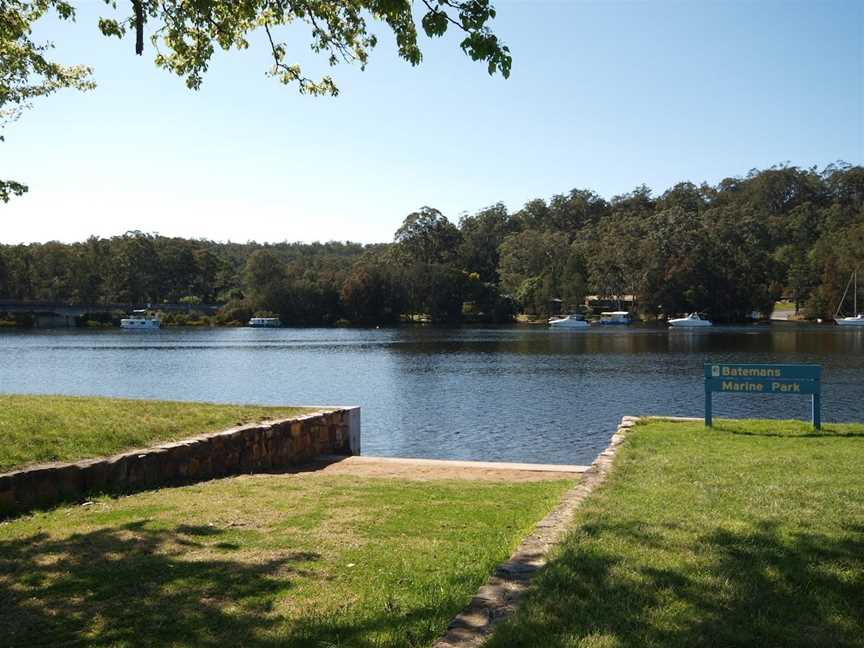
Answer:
[0, 407, 360, 518]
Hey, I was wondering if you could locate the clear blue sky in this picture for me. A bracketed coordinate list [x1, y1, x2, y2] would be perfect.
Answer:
[1, 0, 861, 244]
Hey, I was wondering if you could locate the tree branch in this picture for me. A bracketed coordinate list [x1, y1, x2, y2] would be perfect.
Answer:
[421, 0, 470, 33]
[133, 0, 144, 55]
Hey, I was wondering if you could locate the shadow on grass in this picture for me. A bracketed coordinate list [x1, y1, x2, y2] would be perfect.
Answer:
[713, 423, 864, 439]
[0, 521, 318, 647]
[488, 519, 864, 648]
[0, 520, 477, 648]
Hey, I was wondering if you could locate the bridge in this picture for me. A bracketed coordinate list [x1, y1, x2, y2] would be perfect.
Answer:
[0, 301, 222, 328]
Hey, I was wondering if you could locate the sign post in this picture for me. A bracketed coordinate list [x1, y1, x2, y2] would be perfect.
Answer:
[704, 363, 822, 430]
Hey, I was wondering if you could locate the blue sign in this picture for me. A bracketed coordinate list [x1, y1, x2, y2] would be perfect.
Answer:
[704, 363, 822, 429]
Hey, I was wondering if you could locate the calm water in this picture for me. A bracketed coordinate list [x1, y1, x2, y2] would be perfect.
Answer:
[1, 324, 862, 465]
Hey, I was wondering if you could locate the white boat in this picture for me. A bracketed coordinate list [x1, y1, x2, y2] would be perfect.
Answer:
[120, 309, 161, 330]
[837, 315, 864, 327]
[668, 313, 712, 328]
[549, 313, 589, 329]
[835, 271, 864, 327]
[600, 311, 632, 325]
[248, 317, 281, 328]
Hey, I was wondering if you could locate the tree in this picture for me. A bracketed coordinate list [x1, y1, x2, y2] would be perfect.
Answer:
[458, 202, 518, 282]
[395, 206, 461, 264]
[105, 231, 161, 303]
[1, 1, 94, 201]
[242, 248, 287, 311]
[192, 248, 225, 303]
[2, 1, 509, 201]
[656, 181, 707, 214]
[98, 0, 510, 95]
[498, 229, 569, 315]
[0, 247, 8, 296]
[545, 189, 608, 238]
[340, 262, 406, 325]
[404, 262, 465, 322]
[29, 241, 76, 301]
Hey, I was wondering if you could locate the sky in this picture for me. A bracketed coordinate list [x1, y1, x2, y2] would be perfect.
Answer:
[1, 0, 862, 245]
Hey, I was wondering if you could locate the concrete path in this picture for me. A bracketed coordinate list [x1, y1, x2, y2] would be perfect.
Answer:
[303, 455, 588, 482]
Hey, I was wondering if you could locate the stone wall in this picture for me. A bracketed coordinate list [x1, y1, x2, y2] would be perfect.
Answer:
[0, 407, 360, 518]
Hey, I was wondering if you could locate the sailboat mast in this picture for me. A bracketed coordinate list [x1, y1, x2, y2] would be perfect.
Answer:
[835, 272, 854, 320]
[855, 271, 858, 315]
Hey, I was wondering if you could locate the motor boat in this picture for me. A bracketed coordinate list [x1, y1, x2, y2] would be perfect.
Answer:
[120, 309, 161, 330]
[668, 313, 712, 328]
[600, 311, 631, 325]
[549, 313, 589, 329]
[248, 317, 282, 328]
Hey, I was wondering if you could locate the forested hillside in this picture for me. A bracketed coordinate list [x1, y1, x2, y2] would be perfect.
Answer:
[2, 163, 862, 325]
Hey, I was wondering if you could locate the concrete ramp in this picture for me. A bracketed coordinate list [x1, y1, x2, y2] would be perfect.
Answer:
[306, 455, 588, 482]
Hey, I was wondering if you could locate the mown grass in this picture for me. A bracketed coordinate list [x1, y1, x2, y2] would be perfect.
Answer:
[0, 395, 310, 472]
[773, 300, 797, 312]
[486, 418, 864, 648]
[0, 473, 572, 647]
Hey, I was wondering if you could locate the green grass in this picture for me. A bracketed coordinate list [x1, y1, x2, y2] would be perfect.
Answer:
[0, 395, 310, 472]
[486, 418, 864, 648]
[773, 300, 797, 312]
[0, 473, 572, 647]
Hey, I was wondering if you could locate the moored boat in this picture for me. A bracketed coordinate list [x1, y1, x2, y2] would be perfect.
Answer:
[600, 311, 632, 325]
[549, 313, 589, 329]
[834, 271, 864, 326]
[837, 314, 864, 327]
[120, 309, 161, 330]
[668, 313, 712, 328]
[248, 317, 281, 328]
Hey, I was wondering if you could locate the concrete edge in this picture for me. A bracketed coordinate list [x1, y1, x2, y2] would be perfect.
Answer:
[432, 415, 642, 648]
[336, 456, 588, 473]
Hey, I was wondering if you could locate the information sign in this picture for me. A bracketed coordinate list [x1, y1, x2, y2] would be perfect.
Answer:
[704, 363, 822, 429]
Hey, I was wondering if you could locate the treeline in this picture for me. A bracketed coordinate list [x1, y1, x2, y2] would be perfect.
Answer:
[2, 162, 863, 325]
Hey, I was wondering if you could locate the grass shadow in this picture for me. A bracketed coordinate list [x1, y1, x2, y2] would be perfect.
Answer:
[0, 517, 491, 648]
[487, 518, 864, 647]
[0, 521, 321, 647]
[712, 422, 864, 439]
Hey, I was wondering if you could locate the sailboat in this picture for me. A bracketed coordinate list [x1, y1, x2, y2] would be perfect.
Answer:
[835, 270, 864, 327]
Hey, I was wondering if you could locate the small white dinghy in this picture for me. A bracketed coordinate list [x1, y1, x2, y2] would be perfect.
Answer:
[668, 312, 712, 328]
[549, 313, 589, 329]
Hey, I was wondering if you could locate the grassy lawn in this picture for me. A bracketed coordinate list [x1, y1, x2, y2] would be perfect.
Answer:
[0, 473, 571, 647]
[0, 395, 310, 472]
[773, 300, 797, 312]
[487, 418, 864, 648]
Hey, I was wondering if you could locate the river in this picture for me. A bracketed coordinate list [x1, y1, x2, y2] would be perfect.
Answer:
[1, 323, 862, 464]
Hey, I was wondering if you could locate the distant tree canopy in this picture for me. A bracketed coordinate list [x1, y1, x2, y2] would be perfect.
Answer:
[2, 163, 862, 325]
[1, 0, 509, 200]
